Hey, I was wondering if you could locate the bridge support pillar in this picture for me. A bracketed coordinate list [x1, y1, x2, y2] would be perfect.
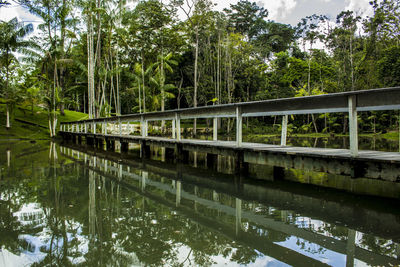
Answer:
[121, 142, 129, 153]
[273, 166, 285, 180]
[78, 135, 82, 144]
[207, 153, 218, 170]
[106, 139, 115, 151]
[175, 144, 188, 164]
[97, 139, 104, 149]
[235, 151, 248, 176]
[140, 140, 150, 158]
[166, 147, 175, 162]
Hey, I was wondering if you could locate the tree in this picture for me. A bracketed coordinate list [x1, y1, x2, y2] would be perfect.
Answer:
[0, 17, 34, 129]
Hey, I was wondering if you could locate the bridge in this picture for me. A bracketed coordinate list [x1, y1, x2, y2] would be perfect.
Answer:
[60, 87, 400, 182]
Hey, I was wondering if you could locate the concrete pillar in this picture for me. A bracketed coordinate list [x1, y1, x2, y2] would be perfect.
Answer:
[172, 119, 176, 139]
[121, 142, 129, 153]
[236, 106, 242, 146]
[106, 139, 115, 151]
[206, 154, 217, 170]
[140, 140, 150, 158]
[273, 166, 285, 180]
[213, 117, 218, 141]
[281, 115, 288, 146]
[119, 119, 122, 136]
[235, 151, 248, 176]
[85, 124, 88, 133]
[348, 95, 358, 157]
[175, 113, 181, 141]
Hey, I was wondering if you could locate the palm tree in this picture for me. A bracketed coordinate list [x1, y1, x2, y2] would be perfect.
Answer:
[0, 18, 34, 129]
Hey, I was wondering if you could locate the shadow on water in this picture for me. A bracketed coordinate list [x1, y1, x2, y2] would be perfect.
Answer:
[0, 141, 400, 266]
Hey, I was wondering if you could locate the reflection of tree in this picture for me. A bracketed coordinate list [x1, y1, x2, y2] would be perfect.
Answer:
[0, 188, 22, 254]
[358, 234, 397, 257]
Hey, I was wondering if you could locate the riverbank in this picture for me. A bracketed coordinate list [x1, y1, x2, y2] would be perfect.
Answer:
[0, 103, 87, 140]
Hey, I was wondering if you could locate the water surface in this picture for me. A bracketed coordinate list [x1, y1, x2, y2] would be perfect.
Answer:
[1, 141, 399, 266]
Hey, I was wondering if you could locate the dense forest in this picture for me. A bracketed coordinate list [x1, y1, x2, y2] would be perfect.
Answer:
[1, 0, 400, 137]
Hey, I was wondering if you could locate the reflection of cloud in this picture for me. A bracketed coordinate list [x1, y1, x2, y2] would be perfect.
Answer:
[0, 4, 42, 23]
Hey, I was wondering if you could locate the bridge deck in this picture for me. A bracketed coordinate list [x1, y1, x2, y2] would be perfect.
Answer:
[61, 131, 400, 181]
[65, 132, 400, 162]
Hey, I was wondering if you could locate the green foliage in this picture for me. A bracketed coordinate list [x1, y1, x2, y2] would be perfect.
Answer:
[1, 0, 399, 137]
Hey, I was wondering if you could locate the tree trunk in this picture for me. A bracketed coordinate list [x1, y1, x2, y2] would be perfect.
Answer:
[193, 27, 199, 137]
[6, 105, 10, 129]
[141, 54, 146, 113]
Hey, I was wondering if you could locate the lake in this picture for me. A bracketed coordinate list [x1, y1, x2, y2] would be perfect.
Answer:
[0, 140, 399, 266]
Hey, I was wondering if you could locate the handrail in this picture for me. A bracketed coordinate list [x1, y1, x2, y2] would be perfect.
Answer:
[61, 87, 400, 124]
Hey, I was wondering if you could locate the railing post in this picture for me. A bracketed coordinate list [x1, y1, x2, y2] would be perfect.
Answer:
[236, 106, 242, 147]
[172, 119, 176, 139]
[175, 113, 181, 141]
[119, 118, 122, 136]
[85, 123, 88, 133]
[141, 116, 148, 137]
[213, 117, 218, 141]
[128, 121, 132, 135]
[348, 95, 358, 157]
[281, 115, 288, 146]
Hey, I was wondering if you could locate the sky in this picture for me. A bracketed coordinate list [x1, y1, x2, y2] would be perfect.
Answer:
[0, 0, 374, 27]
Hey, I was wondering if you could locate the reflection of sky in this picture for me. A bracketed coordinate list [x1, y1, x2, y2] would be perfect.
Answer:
[173, 244, 289, 267]
[276, 236, 345, 266]
[9, 202, 90, 266]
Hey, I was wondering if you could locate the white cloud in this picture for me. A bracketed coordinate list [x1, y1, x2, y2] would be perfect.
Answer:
[345, 0, 373, 17]
[259, 0, 297, 21]
[213, 0, 297, 22]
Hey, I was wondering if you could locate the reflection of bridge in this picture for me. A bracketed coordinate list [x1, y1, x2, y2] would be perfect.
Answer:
[61, 145, 400, 266]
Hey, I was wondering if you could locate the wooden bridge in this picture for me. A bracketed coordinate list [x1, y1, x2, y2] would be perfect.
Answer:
[60, 87, 400, 182]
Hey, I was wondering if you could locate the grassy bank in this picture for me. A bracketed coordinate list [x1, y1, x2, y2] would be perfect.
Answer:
[0, 103, 88, 140]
